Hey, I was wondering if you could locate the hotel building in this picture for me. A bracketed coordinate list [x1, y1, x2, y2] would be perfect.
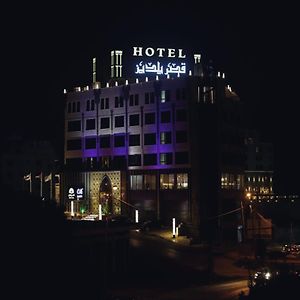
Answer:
[61, 46, 245, 240]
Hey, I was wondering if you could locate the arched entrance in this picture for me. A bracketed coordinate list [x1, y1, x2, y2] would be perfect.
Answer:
[99, 176, 113, 215]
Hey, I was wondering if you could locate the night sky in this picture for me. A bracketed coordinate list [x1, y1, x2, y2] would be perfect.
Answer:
[3, 1, 299, 194]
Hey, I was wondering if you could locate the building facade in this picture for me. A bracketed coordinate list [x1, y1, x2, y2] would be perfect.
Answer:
[61, 46, 245, 240]
[245, 134, 274, 199]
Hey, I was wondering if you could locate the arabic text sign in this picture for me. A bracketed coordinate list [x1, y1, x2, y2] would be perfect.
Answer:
[135, 61, 186, 76]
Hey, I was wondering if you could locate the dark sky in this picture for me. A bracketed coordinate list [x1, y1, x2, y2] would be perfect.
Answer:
[3, 1, 299, 194]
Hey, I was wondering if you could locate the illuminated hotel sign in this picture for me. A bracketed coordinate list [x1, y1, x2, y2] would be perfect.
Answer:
[132, 46, 187, 77]
[133, 47, 186, 58]
[68, 187, 84, 200]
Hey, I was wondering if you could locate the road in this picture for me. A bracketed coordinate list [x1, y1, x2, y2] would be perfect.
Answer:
[107, 230, 249, 299]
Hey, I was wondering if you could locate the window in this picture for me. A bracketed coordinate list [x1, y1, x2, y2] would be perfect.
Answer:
[177, 173, 188, 189]
[76, 102, 80, 112]
[176, 131, 187, 143]
[91, 99, 95, 111]
[114, 135, 125, 147]
[129, 95, 134, 106]
[161, 111, 171, 123]
[144, 92, 155, 104]
[86, 157, 96, 169]
[113, 156, 126, 168]
[86, 119, 95, 130]
[221, 173, 243, 190]
[160, 132, 172, 144]
[203, 86, 214, 103]
[100, 98, 109, 109]
[144, 112, 155, 125]
[86, 100, 90, 111]
[150, 92, 155, 103]
[160, 153, 172, 165]
[161, 90, 165, 103]
[160, 174, 174, 189]
[129, 134, 140, 146]
[101, 156, 111, 168]
[182, 88, 186, 100]
[176, 89, 180, 101]
[100, 136, 110, 148]
[115, 96, 124, 108]
[176, 109, 187, 122]
[67, 139, 81, 150]
[67, 102, 71, 113]
[100, 117, 110, 129]
[115, 116, 124, 127]
[143, 154, 157, 166]
[176, 88, 186, 101]
[144, 133, 156, 145]
[129, 114, 139, 126]
[120, 97, 124, 107]
[85, 138, 96, 149]
[128, 154, 141, 166]
[130, 175, 143, 190]
[67, 120, 81, 132]
[161, 90, 170, 103]
[129, 94, 139, 106]
[72, 102, 76, 112]
[145, 92, 149, 104]
[100, 98, 105, 109]
[175, 152, 189, 164]
[144, 174, 156, 190]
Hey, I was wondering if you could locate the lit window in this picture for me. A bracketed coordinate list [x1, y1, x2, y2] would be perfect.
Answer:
[130, 175, 143, 190]
[160, 174, 174, 189]
[161, 90, 166, 103]
[144, 174, 156, 190]
[177, 173, 188, 189]
[160, 132, 172, 144]
[160, 153, 172, 165]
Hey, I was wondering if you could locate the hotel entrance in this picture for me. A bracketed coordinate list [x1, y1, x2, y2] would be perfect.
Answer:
[99, 176, 113, 215]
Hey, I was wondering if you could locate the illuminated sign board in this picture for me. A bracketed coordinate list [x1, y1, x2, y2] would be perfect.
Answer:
[135, 61, 186, 76]
[133, 47, 186, 58]
[68, 187, 84, 200]
[132, 46, 188, 77]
